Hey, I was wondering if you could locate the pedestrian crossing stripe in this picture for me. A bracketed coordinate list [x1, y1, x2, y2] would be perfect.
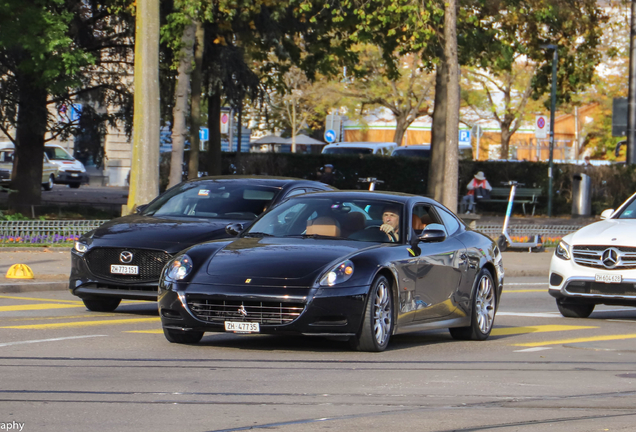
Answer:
[0, 317, 160, 330]
[491, 325, 597, 336]
[0, 304, 84, 312]
[513, 333, 636, 347]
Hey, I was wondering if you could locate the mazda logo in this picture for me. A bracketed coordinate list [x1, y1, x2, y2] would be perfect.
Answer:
[120, 251, 134, 264]
[237, 305, 248, 317]
[601, 247, 619, 269]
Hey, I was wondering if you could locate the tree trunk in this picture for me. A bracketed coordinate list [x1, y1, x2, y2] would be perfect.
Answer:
[499, 125, 512, 160]
[168, 22, 195, 189]
[206, 88, 222, 175]
[9, 76, 48, 213]
[393, 115, 409, 146]
[428, 59, 448, 201]
[442, 0, 459, 213]
[188, 20, 204, 180]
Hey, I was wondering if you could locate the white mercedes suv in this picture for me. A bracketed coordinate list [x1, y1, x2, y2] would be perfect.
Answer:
[549, 192, 636, 318]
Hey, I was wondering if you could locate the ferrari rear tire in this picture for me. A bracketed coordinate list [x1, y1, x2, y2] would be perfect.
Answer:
[82, 297, 121, 312]
[556, 300, 595, 318]
[163, 327, 204, 344]
[350, 275, 393, 352]
[449, 268, 496, 341]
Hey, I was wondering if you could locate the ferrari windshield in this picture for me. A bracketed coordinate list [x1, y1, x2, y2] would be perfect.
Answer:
[142, 181, 278, 220]
[245, 197, 404, 242]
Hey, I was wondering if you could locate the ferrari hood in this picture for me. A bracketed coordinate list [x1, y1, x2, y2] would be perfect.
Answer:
[570, 219, 636, 247]
[87, 214, 241, 253]
[205, 237, 366, 286]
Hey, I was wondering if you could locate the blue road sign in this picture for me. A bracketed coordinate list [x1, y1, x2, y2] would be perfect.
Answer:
[324, 129, 337, 143]
[458, 129, 471, 144]
[69, 104, 82, 122]
[199, 127, 209, 141]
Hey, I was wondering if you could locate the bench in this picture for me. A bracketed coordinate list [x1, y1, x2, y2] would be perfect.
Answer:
[475, 187, 542, 216]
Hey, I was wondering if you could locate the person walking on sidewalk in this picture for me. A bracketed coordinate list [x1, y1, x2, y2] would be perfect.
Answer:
[460, 171, 492, 214]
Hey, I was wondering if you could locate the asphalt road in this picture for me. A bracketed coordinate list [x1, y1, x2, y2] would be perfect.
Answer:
[1, 276, 636, 432]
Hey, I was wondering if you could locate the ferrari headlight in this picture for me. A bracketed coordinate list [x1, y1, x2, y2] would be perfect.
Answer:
[74, 241, 88, 253]
[166, 254, 193, 281]
[319, 260, 354, 287]
[555, 240, 571, 261]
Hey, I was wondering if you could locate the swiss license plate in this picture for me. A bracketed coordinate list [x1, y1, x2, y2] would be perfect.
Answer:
[225, 321, 260, 333]
[71, 173, 79, 177]
[595, 273, 622, 284]
[110, 265, 139, 275]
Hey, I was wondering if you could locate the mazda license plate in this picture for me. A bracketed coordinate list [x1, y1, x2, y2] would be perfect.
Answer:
[110, 265, 139, 275]
[225, 321, 260, 333]
[595, 274, 622, 284]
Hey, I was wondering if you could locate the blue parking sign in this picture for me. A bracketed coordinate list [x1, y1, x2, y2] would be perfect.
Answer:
[459, 130, 471, 143]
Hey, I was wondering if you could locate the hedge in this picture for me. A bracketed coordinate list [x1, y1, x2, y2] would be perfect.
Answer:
[160, 152, 636, 216]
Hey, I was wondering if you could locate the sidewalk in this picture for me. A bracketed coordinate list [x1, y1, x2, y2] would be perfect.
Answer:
[0, 247, 552, 294]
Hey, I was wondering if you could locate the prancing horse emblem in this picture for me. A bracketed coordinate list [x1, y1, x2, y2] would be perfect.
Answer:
[120, 251, 133, 264]
[237, 304, 248, 317]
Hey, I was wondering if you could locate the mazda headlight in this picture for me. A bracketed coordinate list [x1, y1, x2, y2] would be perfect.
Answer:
[166, 254, 193, 281]
[74, 241, 88, 253]
[319, 260, 354, 287]
[555, 240, 571, 260]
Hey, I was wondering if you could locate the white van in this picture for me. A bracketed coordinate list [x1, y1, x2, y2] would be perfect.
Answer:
[321, 142, 397, 156]
[391, 143, 474, 160]
[0, 142, 89, 188]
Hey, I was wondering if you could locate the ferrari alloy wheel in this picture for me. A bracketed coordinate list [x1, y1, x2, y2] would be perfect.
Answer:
[556, 300, 595, 318]
[163, 327, 204, 344]
[82, 297, 121, 312]
[350, 275, 393, 352]
[449, 268, 496, 341]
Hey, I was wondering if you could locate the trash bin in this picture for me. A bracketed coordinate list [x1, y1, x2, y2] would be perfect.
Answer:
[572, 173, 592, 216]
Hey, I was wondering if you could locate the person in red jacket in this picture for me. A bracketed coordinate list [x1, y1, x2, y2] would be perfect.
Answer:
[460, 171, 492, 214]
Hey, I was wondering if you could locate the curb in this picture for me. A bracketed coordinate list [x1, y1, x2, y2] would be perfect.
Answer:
[0, 281, 69, 293]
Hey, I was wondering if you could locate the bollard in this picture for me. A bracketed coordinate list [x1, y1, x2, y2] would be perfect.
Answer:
[6, 264, 34, 279]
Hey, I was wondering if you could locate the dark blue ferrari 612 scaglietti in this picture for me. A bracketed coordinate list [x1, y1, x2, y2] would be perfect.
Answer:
[158, 191, 504, 352]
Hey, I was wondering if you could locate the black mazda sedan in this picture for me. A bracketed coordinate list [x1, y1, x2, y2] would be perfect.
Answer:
[70, 176, 334, 311]
[158, 191, 504, 352]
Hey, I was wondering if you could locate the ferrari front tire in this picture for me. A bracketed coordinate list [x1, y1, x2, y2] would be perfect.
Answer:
[556, 300, 595, 318]
[163, 327, 204, 344]
[449, 268, 496, 341]
[350, 275, 393, 352]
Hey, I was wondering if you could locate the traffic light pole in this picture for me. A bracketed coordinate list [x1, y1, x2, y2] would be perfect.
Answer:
[547, 45, 558, 217]
[627, 0, 636, 165]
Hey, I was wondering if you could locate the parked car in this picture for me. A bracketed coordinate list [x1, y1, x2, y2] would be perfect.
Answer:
[391, 143, 474, 160]
[70, 176, 335, 312]
[0, 149, 59, 191]
[43, 144, 89, 188]
[158, 191, 504, 351]
[549, 191, 636, 317]
[321, 142, 397, 156]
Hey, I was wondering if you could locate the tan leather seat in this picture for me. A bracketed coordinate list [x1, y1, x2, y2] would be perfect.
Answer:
[339, 212, 366, 237]
[306, 216, 341, 237]
[420, 213, 434, 228]
[412, 214, 425, 231]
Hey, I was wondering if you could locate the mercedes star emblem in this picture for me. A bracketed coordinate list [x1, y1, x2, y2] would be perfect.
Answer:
[601, 247, 619, 269]
[237, 304, 248, 317]
[120, 251, 134, 264]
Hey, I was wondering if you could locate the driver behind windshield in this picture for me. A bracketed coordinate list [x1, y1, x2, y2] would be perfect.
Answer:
[380, 205, 400, 241]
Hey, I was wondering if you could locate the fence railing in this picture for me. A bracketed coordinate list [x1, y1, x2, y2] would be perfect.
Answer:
[474, 224, 583, 245]
[0, 220, 108, 245]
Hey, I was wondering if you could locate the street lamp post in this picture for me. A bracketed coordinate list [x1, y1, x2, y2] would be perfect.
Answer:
[542, 44, 558, 217]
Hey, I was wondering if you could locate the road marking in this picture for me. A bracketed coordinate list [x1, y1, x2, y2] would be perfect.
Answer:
[1, 314, 118, 322]
[513, 347, 553, 353]
[513, 333, 636, 347]
[491, 325, 596, 336]
[502, 289, 546, 293]
[125, 329, 163, 334]
[505, 283, 548, 286]
[0, 304, 84, 312]
[0, 335, 107, 347]
[0, 317, 160, 330]
[0, 295, 82, 304]
[497, 312, 561, 318]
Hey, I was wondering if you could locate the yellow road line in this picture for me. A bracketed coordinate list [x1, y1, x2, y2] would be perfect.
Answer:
[1, 314, 118, 322]
[0, 304, 84, 312]
[502, 289, 547, 293]
[0, 295, 83, 304]
[513, 333, 636, 347]
[492, 325, 596, 336]
[125, 329, 163, 334]
[0, 317, 160, 330]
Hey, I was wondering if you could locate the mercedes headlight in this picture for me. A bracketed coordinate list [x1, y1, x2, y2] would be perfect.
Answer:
[555, 240, 571, 260]
[319, 260, 354, 287]
[165, 254, 193, 281]
[73, 241, 88, 253]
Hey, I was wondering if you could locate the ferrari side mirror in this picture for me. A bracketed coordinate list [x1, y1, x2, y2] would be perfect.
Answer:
[135, 204, 148, 214]
[225, 223, 245, 237]
[600, 209, 614, 220]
